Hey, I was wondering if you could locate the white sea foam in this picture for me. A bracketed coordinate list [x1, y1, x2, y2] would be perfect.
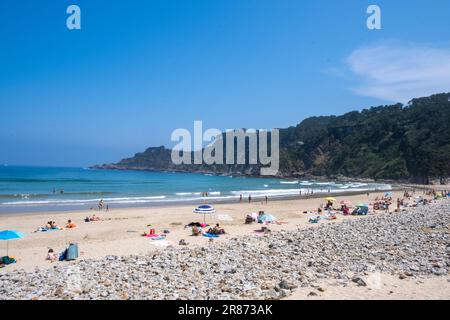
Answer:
[280, 181, 299, 184]
[0, 182, 392, 208]
[2, 195, 167, 206]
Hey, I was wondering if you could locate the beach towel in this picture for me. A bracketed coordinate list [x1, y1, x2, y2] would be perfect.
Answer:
[150, 236, 166, 241]
[203, 233, 220, 238]
[309, 217, 320, 224]
[145, 234, 167, 239]
[258, 214, 277, 224]
[35, 227, 61, 233]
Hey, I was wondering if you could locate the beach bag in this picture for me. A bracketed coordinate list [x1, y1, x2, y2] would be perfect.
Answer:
[59, 250, 67, 261]
[66, 243, 79, 261]
[1, 256, 16, 265]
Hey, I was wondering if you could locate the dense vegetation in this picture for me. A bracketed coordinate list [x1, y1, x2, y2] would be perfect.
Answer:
[95, 93, 450, 183]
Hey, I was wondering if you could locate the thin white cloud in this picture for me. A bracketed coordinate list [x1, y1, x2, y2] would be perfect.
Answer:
[346, 43, 450, 103]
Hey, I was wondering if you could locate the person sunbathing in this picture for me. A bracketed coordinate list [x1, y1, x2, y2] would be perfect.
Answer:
[65, 220, 77, 229]
[192, 226, 202, 236]
[85, 214, 101, 222]
[50, 221, 61, 229]
[208, 224, 225, 235]
[342, 206, 350, 216]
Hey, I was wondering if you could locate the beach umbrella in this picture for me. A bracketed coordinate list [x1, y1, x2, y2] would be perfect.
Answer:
[193, 205, 216, 224]
[0, 230, 25, 257]
[325, 197, 336, 202]
[356, 203, 369, 208]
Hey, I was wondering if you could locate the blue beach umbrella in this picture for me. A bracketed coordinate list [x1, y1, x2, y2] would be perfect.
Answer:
[0, 230, 25, 257]
[193, 205, 216, 224]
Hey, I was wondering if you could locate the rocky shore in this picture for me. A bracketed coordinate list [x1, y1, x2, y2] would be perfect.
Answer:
[0, 200, 448, 300]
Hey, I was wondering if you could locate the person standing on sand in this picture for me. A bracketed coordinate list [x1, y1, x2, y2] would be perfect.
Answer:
[265, 195, 268, 204]
[397, 198, 401, 212]
[248, 194, 252, 203]
[239, 194, 242, 202]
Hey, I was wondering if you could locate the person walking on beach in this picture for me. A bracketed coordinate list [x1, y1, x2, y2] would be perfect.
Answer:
[248, 194, 252, 203]
[265, 195, 268, 204]
[239, 194, 242, 202]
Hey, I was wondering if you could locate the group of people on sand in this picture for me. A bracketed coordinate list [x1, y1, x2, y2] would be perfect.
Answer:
[46, 221, 61, 230]
[190, 223, 226, 236]
[84, 214, 102, 222]
[373, 197, 392, 212]
[36, 219, 78, 232]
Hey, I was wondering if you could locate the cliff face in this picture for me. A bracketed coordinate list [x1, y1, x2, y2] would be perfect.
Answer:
[94, 93, 450, 183]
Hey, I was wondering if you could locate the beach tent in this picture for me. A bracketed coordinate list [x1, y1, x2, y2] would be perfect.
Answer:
[193, 205, 216, 224]
[354, 204, 369, 215]
[0, 230, 24, 256]
[258, 214, 277, 224]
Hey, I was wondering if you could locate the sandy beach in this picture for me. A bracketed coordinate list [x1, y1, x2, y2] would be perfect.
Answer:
[1, 190, 401, 272]
[1, 189, 449, 300]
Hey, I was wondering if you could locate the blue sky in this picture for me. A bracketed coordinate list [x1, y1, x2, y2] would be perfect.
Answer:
[1, 0, 450, 166]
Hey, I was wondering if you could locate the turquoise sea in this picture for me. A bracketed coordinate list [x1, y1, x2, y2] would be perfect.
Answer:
[0, 166, 392, 213]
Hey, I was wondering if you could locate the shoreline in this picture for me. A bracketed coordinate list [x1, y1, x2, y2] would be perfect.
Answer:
[0, 186, 399, 216]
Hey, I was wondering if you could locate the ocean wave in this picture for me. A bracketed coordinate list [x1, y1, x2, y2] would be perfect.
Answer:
[1, 195, 167, 206]
[231, 189, 304, 197]
[280, 181, 299, 184]
[175, 192, 202, 196]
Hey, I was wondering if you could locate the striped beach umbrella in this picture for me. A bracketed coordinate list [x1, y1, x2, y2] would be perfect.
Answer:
[193, 205, 216, 224]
